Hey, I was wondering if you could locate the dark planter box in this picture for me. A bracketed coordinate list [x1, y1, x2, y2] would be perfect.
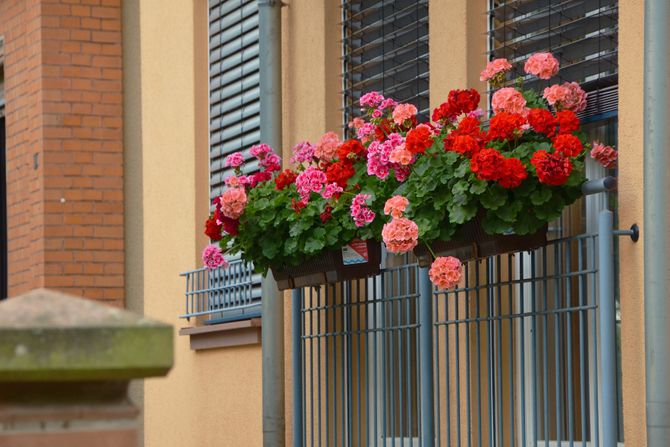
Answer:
[272, 239, 381, 290]
[414, 215, 548, 267]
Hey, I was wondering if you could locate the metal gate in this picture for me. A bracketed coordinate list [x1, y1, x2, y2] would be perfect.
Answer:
[292, 208, 629, 446]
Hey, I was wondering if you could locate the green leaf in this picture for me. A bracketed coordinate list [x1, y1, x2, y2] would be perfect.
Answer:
[454, 160, 470, 178]
[447, 203, 477, 224]
[480, 185, 507, 210]
[469, 179, 487, 195]
[289, 219, 312, 237]
[530, 186, 552, 206]
[495, 200, 522, 223]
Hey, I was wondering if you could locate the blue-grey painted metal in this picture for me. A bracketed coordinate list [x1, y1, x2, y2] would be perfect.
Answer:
[418, 267, 434, 446]
[644, 1, 670, 444]
[292, 288, 304, 447]
[179, 261, 261, 321]
[599, 210, 617, 447]
[258, 0, 285, 446]
[294, 232, 621, 445]
[581, 176, 617, 196]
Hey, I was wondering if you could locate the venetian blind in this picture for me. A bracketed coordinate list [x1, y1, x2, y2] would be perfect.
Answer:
[209, 0, 261, 200]
[342, 0, 429, 131]
[489, 0, 618, 121]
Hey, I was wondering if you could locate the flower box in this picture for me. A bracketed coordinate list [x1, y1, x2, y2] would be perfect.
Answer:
[413, 214, 547, 267]
[271, 239, 381, 290]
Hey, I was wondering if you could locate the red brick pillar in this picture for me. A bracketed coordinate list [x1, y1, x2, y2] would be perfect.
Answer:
[0, 0, 124, 306]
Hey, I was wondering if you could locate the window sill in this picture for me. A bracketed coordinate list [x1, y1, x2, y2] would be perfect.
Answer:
[179, 318, 261, 351]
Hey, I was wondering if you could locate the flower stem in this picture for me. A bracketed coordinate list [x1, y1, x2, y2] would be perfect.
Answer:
[423, 241, 437, 261]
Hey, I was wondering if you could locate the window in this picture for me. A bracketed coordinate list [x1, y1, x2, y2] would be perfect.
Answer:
[488, 0, 618, 122]
[181, 0, 263, 324]
[342, 0, 429, 132]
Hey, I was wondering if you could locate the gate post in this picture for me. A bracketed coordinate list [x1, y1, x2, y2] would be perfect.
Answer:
[598, 209, 618, 446]
[419, 267, 435, 445]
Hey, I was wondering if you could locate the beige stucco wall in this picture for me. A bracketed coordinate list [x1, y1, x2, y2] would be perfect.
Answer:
[125, 0, 263, 446]
[618, 0, 647, 445]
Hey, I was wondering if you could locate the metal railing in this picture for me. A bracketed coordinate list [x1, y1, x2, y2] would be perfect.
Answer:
[292, 229, 624, 446]
[180, 258, 261, 323]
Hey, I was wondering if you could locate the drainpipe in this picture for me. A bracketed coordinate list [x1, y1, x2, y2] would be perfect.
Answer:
[644, 0, 670, 445]
[258, 1, 284, 446]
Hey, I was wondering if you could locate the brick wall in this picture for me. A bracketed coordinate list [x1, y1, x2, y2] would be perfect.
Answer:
[0, 0, 124, 306]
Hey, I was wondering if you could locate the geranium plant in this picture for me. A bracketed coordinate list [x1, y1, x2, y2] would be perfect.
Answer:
[202, 51, 617, 290]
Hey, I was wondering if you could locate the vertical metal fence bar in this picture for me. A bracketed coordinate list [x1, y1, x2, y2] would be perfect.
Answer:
[566, 243, 575, 445]
[293, 289, 304, 447]
[419, 267, 435, 447]
[542, 247, 550, 443]
[507, 254, 515, 447]
[599, 210, 617, 447]
[578, 240, 588, 444]
[554, 242, 563, 445]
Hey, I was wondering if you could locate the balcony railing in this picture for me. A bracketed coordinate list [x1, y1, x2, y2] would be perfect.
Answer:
[180, 258, 261, 324]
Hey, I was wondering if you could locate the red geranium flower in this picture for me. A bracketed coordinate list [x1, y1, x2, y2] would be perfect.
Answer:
[527, 108, 557, 137]
[470, 148, 506, 181]
[552, 134, 583, 157]
[443, 117, 485, 156]
[204, 216, 223, 241]
[406, 125, 433, 154]
[249, 170, 272, 188]
[337, 139, 366, 162]
[556, 110, 580, 134]
[447, 135, 482, 157]
[498, 157, 528, 189]
[320, 205, 333, 223]
[274, 169, 298, 190]
[487, 112, 526, 141]
[375, 118, 393, 141]
[326, 161, 355, 188]
[432, 89, 480, 122]
[291, 198, 306, 214]
[531, 150, 573, 186]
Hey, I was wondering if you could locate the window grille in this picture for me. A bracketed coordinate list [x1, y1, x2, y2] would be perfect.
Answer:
[488, 0, 618, 121]
[342, 0, 429, 131]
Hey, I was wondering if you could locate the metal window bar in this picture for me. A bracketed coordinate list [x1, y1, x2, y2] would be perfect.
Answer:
[294, 229, 623, 446]
[342, 0, 429, 134]
[180, 258, 262, 323]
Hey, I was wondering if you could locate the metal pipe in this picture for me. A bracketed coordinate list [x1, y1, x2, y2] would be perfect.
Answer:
[292, 289, 303, 447]
[598, 210, 617, 447]
[581, 176, 617, 196]
[644, 1, 670, 444]
[258, 1, 284, 446]
[418, 267, 435, 445]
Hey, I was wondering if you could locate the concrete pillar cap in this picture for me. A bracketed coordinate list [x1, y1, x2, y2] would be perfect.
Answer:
[0, 289, 173, 381]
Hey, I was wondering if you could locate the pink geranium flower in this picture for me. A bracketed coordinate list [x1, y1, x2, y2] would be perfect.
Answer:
[350, 193, 375, 227]
[543, 82, 587, 113]
[219, 187, 247, 219]
[360, 91, 384, 108]
[388, 145, 414, 166]
[314, 131, 341, 161]
[295, 166, 327, 202]
[491, 87, 527, 115]
[429, 256, 463, 290]
[202, 244, 228, 270]
[524, 52, 559, 80]
[382, 217, 419, 254]
[383, 195, 409, 218]
[590, 141, 617, 169]
[224, 152, 245, 168]
[392, 103, 417, 125]
[480, 58, 512, 83]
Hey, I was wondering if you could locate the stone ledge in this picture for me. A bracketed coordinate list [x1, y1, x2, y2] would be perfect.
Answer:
[179, 318, 261, 350]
